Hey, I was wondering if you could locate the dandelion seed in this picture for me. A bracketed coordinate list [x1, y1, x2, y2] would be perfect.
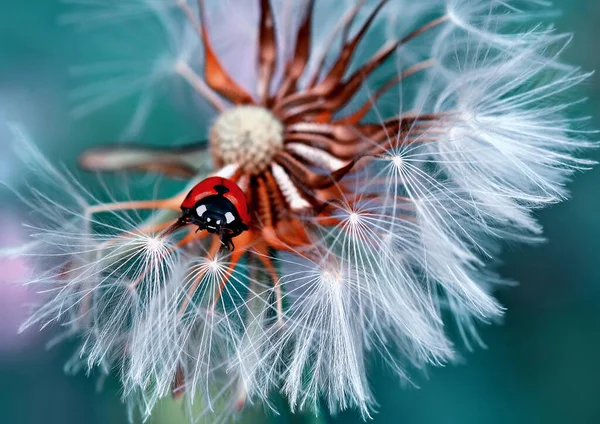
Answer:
[6, 0, 595, 422]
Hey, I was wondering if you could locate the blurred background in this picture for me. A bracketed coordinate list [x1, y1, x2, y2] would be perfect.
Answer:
[0, 1, 599, 423]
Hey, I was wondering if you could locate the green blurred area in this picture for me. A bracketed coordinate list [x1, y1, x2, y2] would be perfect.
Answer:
[0, 1, 599, 423]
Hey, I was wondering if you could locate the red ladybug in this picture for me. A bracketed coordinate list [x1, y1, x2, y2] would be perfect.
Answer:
[165, 177, 250, 251]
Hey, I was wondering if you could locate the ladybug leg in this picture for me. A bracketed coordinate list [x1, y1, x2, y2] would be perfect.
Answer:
[219, 231, 235, 252]
[226, 239, 235, 252]
[161, 217, 189, 237]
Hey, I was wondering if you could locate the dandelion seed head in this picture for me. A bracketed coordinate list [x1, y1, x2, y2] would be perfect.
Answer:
[7, 0, 595, 422]
[210, 105, 284, 175]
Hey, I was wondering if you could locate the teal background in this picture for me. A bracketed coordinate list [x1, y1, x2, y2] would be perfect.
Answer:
[0, 1, 599, 424]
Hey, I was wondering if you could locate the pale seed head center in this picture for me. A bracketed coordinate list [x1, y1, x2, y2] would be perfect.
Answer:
[210, 106, 284, 175]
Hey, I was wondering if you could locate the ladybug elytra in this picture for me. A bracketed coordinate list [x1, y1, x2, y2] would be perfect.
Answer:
[163, 177, 250, 251]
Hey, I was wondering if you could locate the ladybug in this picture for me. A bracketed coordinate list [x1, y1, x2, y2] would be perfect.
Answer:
[165, 177, 250, 251]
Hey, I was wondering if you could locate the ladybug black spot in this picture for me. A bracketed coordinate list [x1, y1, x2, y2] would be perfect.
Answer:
[213, 184, 230, 195]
